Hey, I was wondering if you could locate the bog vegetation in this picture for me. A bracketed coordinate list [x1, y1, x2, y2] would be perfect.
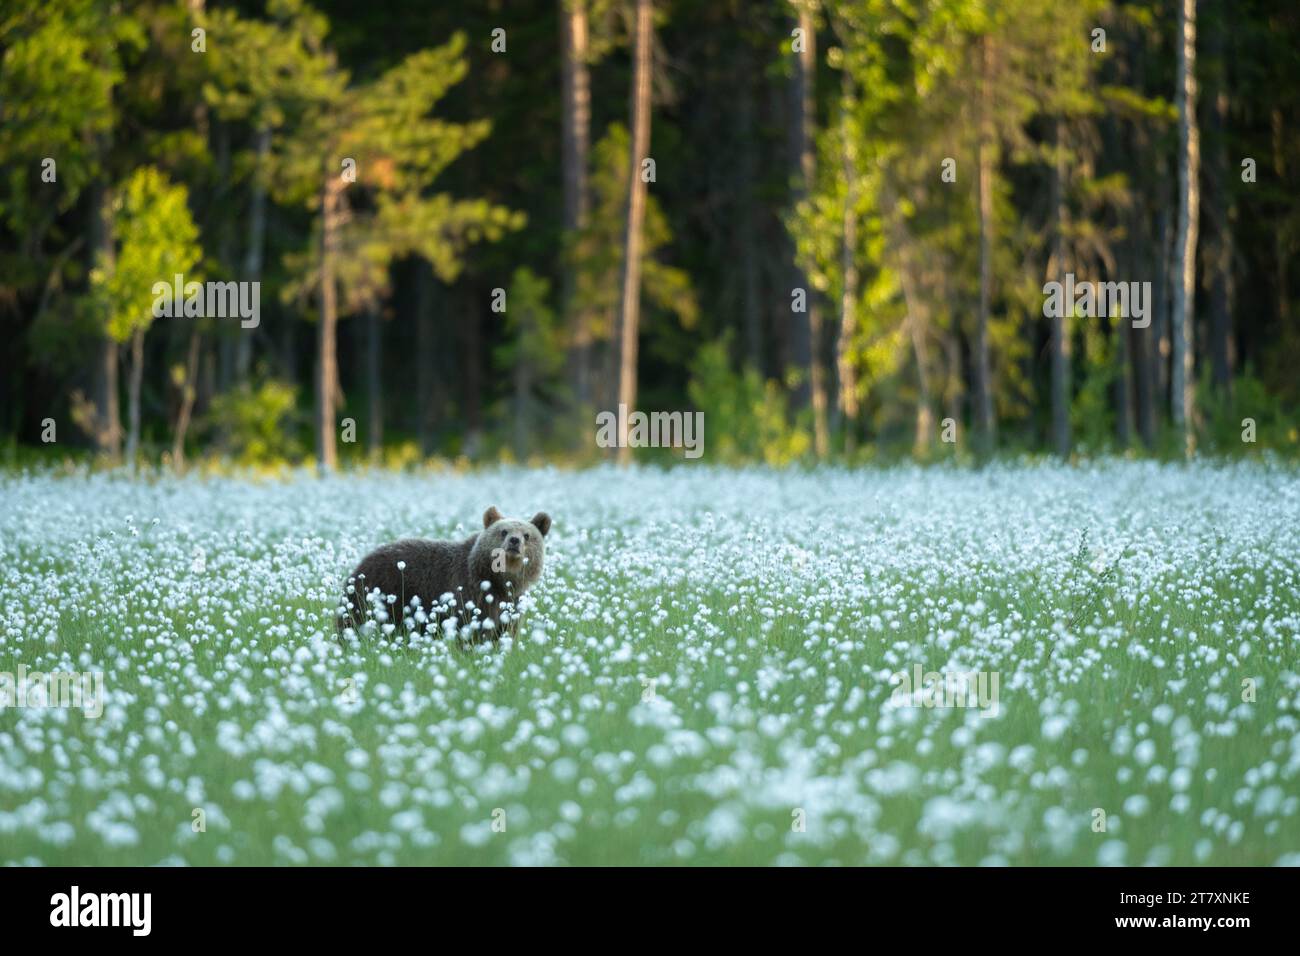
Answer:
[2, 463, 1297, 864]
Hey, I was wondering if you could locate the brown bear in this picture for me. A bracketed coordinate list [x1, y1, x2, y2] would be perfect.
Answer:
[338, 506, 551, 640]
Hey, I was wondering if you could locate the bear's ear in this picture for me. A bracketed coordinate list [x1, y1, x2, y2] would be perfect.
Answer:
[530, 512, 552, 537]
[483, 506, 504, 528]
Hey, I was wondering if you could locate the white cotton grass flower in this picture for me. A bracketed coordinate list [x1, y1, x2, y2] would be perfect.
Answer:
[1, 460, 1296, 864]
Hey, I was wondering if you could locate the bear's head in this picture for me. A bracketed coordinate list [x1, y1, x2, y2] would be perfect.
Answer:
[475, 505, 551, 589]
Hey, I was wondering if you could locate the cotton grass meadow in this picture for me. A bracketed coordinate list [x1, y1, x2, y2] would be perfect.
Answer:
[1, 461, 1298, 866]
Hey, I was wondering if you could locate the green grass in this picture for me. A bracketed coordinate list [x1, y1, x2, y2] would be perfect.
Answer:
[1, 462, 1297, 865]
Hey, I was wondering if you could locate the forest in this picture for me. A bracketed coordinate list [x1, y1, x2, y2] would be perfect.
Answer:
[1, 0, 1297, 468]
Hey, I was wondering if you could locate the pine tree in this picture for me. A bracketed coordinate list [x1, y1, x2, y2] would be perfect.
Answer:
[269, 23, 520, 470]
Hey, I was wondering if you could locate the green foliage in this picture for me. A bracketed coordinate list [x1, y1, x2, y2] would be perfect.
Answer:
[267, 18, 522, 314]
[574, 124, 698, 345]
[687, 337, 810, 466]
[495, 267, 565, 381]
[1196, 367, 1298, 455]
[0, 0, 144, 219]
[810, 0, 1115, 445]
[202, 0, 332, 131]
[90, 166, 202, 343]
[202, 379, 305, 465]
[0, 0, 146, 305]
[1069, 317, 1118, 453]
[1, 0, 1298, 466]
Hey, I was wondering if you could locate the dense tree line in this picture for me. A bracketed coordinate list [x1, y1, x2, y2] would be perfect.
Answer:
[1, 0, 1296, 467]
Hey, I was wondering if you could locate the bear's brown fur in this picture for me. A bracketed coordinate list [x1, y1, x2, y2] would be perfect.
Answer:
[339, 506, 551, 639]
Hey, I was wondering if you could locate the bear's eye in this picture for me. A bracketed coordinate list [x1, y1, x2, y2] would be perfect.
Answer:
[500, 529, 508, 537]
[524, 532, 531, 541]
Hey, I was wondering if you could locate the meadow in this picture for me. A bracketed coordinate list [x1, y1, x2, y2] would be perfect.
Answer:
[1, 460, 1298, 866]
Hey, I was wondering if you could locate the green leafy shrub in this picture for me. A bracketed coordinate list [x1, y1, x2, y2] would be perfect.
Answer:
[687, 336, 810, 466]
[1196, 366, 1298, 455]
[202, 379, 304, 465]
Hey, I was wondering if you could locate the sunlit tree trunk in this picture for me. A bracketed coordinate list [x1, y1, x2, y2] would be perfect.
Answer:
[973, 35, 997, 455]
[317, 171, 343, 472]
[889, 213, 934, 454]
[125, 326, 145, 468]
[1117, 315, 1135, 446]
[174, 1, 209, 470]
[172, 326, 201, 470]
[1131, 27, 1157, 448]
[790, 0, 830, 458]
[1171, 0, 1200, 453]
[615, 0, 653, 465]
[1050, 117, 1070, 457]
[89, 170, 122, 459]
[835, 79, 859, 455]
[561, 0, 593, 406]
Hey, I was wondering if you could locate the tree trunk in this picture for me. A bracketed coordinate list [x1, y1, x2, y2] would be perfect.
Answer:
[561, 0, 593, 407]
[514, 343, 532, 457]
[1274, 107, 1289, 327]
[237, 124, 271, 380]
[973, 35, 997, 455]
[1154, 194, 1173, 405]
[887, 205, 933, 454]
[737, 41, 763, 372]
[414, 261, 435, 453]
[126, 326, 145, 468]
[615, 0, 653, 465]
[1206, 2, 1233, 393]
[170, 0, 207, 470]
[1171, 0, 1200, 453]
[906, 303, 934, 455]
[367, 305, 382, 455]
[88, 179, 122, 458]
[215, 121, 236, 393]
[790, 1, 830, 458]
[1133, 212, 1157, 447]
[1050, 117, 1070, 457]
[98, 338, 120, 457]
[462, 287, 483, 459]
[172, 326, 202, 470]
[835, 79, 859, 455]
[945, 328, 963, 435]
[1131, 20, 1157, 448]
[1117, 315, 1135, 446]
[317, 172, 343, 472]
[200, 345, 216, 421]
[1133, 301, 1155, 446]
